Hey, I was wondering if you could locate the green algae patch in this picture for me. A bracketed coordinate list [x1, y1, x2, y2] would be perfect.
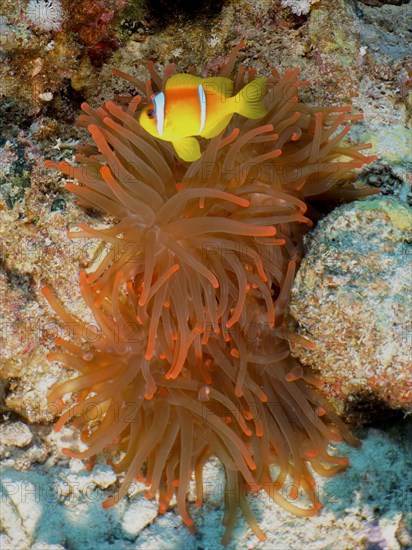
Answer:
[366, 125, 411, 166]
[357, 198, 412, 232]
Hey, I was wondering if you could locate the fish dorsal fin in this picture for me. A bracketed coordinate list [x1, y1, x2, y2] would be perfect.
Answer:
[165, 73, 202, 90]
[173, 137, 201, 162]
[201, 77, 233, 98]
[165, 74, 234, 98]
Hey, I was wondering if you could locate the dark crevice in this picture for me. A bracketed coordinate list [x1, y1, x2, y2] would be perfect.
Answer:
[146, 0, 227, 30]
[44, 79, 86, 124]
[0, 258, 36, 301]
[358, 0, 409, 6]
[344, 391, 407, 427]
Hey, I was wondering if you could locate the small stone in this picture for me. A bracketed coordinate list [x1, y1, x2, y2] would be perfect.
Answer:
[396, 515, 412, 548]
[379, 512, 403, 550]
[38, 92, 53, 102]
[69, 458, 84, 472]
[0, 422, 33, 447]
[31, 58, 43, 77]
[91, 466, 117, 489]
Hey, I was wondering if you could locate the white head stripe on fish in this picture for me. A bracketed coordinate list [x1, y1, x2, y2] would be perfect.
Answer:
[154, 92, 165, 136]
[198, 84, 206, 134]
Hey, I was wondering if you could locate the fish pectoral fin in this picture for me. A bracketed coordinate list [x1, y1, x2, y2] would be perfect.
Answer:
[200, 113, 234, 139]
[173, 137, 201, 162]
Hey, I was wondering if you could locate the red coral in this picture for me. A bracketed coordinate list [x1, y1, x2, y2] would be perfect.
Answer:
[62, 0, 128, 66]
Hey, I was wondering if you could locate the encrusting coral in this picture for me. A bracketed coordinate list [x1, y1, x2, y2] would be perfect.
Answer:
[43, 43, 377, 544]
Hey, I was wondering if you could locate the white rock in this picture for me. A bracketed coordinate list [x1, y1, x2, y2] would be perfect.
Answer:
[0, 421, 33, 447]
[38, 92, 53, 102]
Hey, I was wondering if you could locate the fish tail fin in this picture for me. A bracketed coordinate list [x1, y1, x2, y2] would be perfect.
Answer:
[233, 77, 267, 119]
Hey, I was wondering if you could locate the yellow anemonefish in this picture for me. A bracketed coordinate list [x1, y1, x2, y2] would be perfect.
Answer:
[139, 73, 267, 162]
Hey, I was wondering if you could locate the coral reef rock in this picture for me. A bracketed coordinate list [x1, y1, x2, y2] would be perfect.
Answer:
[289, 196, 412, 412]
[0, 421, 33, 448]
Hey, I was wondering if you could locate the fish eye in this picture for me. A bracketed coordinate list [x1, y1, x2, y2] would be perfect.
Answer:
[147, 109, 155, 119]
